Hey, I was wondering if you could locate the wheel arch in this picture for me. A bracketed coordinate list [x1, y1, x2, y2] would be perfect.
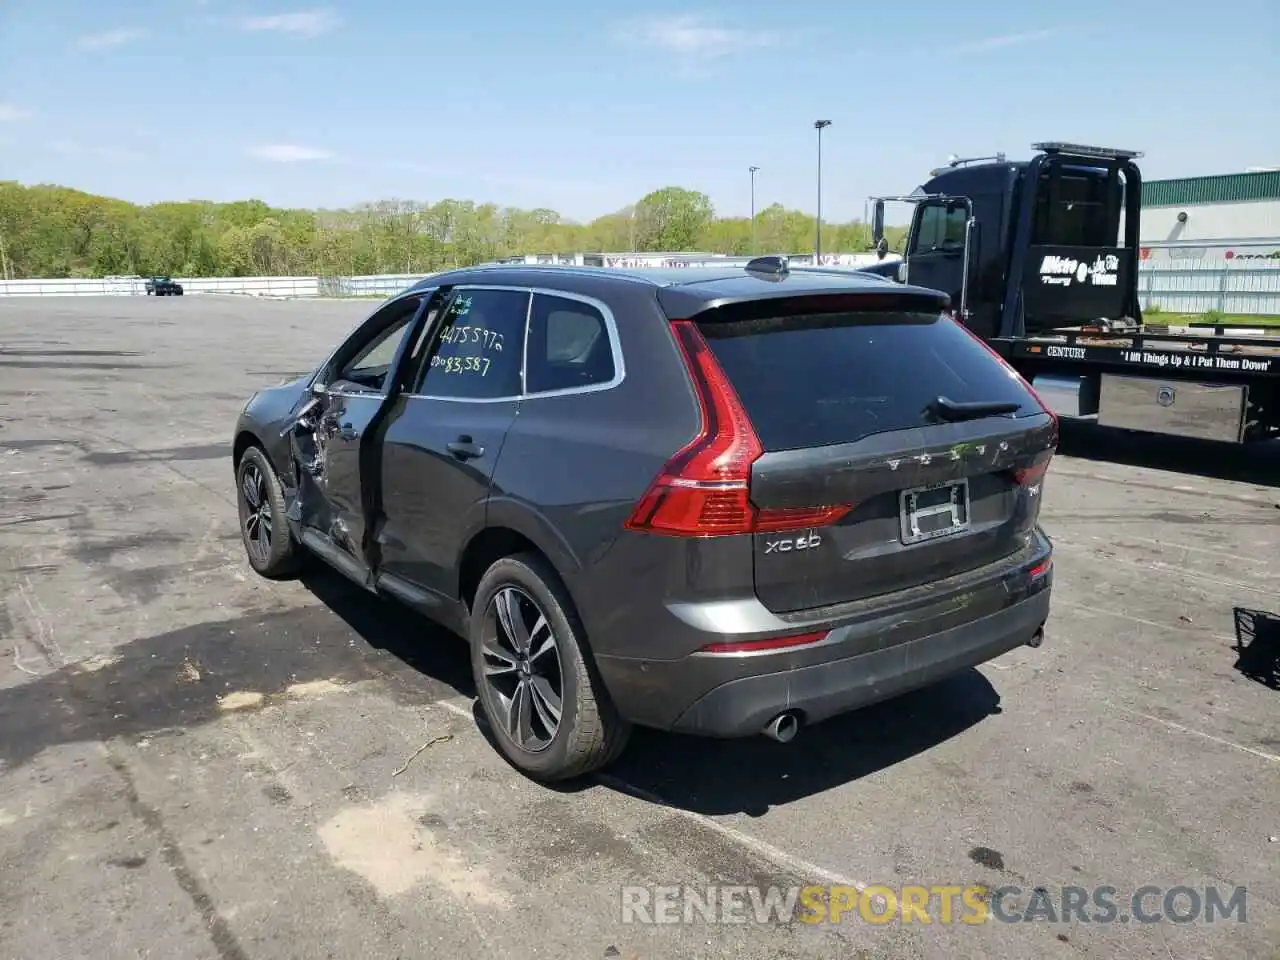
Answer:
[456, 503, 584, 618]
[233, 428, 293, 484]
[233, 429, 262, 470]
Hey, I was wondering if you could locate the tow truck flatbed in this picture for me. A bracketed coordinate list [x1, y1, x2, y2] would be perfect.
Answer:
[991, 325, 1280, 378]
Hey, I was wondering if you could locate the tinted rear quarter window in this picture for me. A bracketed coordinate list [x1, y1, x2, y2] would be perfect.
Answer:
[526, 293, 616, 393]
[699, 312, 1037, 450]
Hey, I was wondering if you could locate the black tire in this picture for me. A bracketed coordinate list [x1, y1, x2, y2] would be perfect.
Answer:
[470, 552, 630, 781]
[235, 445, 300, 579]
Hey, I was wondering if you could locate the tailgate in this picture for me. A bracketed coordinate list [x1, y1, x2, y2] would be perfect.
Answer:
[695, 306, 1057, 615]
[748, 417, 1055, 613]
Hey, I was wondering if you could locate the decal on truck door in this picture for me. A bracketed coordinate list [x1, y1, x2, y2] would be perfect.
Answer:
[1022, 244, 1131, 323]
[1038, 253, 1119, 288]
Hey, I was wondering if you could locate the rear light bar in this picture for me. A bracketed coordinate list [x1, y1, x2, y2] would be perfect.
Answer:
[1028, 558, 1052, 579]
[624, 320, 853, 537]
[698, 630, 829, 655]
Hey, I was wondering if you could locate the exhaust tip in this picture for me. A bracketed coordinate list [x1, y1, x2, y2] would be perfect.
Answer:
[763, 711, 800, 743]
[1027, 627, 1045, 649]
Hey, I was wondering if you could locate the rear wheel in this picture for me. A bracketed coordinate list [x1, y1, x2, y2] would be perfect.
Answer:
[470, 553, 630, 781]
[236, 445, 300, 579]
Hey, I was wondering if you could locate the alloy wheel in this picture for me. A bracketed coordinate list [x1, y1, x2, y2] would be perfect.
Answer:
[240, 462, 273, 564]
[480, 586, 564, 752]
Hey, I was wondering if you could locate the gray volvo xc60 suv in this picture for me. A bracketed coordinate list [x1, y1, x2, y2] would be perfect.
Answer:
[232, 257, 1057, 781]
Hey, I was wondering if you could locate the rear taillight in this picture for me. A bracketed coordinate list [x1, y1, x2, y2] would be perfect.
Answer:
[624, 320, 853, 537]
[1014, 457, 1051, 487]
[949, 314, 1058, 490]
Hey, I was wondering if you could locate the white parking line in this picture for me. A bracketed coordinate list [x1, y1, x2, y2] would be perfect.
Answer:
[1055, 599, 1236, 644]
[1112, 705, 1279, 764]
[431, 697, 867, 890]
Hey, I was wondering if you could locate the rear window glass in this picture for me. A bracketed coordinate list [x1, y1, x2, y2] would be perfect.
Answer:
[699, 312, 1038, 450]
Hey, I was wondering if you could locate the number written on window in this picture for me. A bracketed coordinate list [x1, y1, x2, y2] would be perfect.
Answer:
[417, 289, 529, 399]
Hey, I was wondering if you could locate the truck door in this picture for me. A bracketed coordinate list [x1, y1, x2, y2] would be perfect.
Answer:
[905, 200, 970, 307]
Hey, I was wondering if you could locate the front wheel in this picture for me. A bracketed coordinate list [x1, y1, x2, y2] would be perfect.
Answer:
[235, 445, 300, 579]
[470, 553, 630, 781]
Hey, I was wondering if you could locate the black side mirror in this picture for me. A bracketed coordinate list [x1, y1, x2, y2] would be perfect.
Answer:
[876, 237, 889, 260]
[871, 201, 886, 245]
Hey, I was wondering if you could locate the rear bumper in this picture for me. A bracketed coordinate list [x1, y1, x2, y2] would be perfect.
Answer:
[595, 531, 1052, 737]
[670, 588, 1048, 737]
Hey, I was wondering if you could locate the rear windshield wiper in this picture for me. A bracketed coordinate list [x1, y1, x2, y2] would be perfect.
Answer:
[925, 396, 1022, 422]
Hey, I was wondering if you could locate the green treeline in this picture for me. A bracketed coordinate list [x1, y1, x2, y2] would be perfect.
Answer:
[0, 181, 909, 279]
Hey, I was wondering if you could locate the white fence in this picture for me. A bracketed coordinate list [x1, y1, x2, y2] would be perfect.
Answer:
[1137, 258, 1280, 316]
[0, 274, 426, 298]
[3, 259, 1279, 315]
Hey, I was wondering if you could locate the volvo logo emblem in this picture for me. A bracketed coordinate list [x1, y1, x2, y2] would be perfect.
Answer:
[1157, 386, 1175, 407]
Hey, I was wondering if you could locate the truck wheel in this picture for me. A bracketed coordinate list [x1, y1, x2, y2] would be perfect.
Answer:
[470, 553, 630, 782]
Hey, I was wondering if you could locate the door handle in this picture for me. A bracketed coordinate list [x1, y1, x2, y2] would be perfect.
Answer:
[446, 436, 485, 460]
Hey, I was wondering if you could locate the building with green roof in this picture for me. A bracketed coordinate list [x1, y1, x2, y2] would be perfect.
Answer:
[1139, 169, 1280, 261]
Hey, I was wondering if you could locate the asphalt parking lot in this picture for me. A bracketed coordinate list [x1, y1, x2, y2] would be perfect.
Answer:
[1, 295, 1277, 960]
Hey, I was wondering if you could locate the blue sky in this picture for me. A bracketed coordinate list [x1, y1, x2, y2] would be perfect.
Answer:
[1, 0, 1277, 223]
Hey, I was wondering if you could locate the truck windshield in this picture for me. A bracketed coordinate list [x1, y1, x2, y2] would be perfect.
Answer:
[1030, 166, 1118, 247]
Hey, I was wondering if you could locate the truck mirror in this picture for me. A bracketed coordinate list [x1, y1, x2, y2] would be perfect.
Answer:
[871, 201, 886, 245]
[876, 237, 889, 260]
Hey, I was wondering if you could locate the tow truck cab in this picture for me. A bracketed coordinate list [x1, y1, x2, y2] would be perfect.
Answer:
[869, 143, 1280, 444]
[874, 142, 1142, 340]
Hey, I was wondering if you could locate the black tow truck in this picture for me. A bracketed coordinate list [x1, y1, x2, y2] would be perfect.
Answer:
[867, 142, 1280, 444]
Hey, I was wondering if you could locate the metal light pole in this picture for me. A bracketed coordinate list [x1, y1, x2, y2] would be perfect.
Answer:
[813, 120, 831, 261]
[748, 166, 760, 253]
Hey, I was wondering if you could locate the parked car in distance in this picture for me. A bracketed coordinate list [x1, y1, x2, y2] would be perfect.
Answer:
[231, 256, 1058, 781]
[145, 276, 184, 296]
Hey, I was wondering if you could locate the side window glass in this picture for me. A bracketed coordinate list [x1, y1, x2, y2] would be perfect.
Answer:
[417, 288, 529, 399]
[339, 298, 420, 391]
[909, 203, 967, 254]
[526, 294, 616, 394]
[942, 206, 968, 246]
